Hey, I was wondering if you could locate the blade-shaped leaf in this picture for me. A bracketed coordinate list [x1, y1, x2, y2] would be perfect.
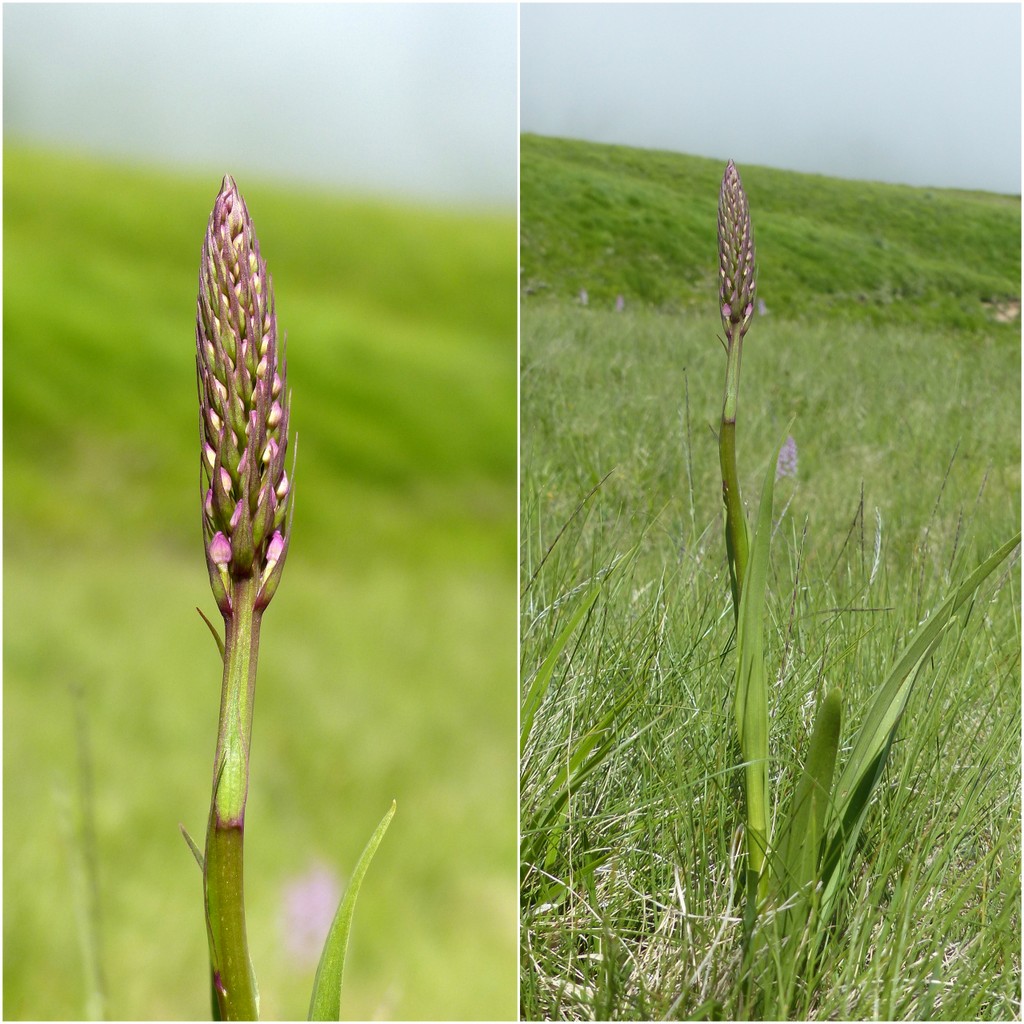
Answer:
[819, 532, 1020, 921]
[521, 581, 601, 758]
[733, 447, 780, 896]
[772, 688, 842, 901]
[520, 679, 652, 887]
[179, 823, 205, 872]
[308, 801, 396, 1022]
[196, 606, 226, 662]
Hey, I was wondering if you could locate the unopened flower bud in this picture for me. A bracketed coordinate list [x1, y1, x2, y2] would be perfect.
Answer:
[196, 175, 293, 616]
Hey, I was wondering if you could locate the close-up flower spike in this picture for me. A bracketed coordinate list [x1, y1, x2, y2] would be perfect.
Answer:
[194, 174, 295, 1020]
[717, 159, 757, 343]
[196, 175, 291, 609]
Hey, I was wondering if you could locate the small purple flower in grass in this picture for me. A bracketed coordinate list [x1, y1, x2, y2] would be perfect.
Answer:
[280, 863, 343, 965]
[776, 435, 798, 480]
[615, 294, 625, 312]
[758, 297, 768, 316]
[579, 287, 589, 307]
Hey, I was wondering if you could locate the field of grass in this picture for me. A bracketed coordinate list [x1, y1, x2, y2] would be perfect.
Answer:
[3, 145, 517, 1020]
[521, 133, 1020, 332]
[520, 136, 1020, 1019]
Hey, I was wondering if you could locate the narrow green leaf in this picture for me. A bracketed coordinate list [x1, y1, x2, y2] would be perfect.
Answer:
[521, 682, 651, 883]
[733, 448, 779, 896]
[179, 823, 205, 872]
[521, 582, 601, 757]
[308, 801, 396, 1022]
[819, 532, 1020, 921]
[196, 606, 226, 662]
[530, 692, 631, 834]
[773, 688, 842, 900]
[832, 532, 1020, 814]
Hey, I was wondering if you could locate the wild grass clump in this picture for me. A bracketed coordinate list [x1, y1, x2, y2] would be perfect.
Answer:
[520, 152, 1019, 1020]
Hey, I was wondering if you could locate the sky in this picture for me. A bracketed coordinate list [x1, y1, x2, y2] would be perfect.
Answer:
[4, 4, 1019, 201]
[521, 3, 1022, 195]
[3, 4, 517, 208]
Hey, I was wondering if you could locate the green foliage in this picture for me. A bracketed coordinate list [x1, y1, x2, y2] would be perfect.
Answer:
[3, 145, 516, 1020]
[308, 801, 395, 1021]
[518, 516, 649, 912]
[819, 529, 1021, 926]
[772, 688, 841, 911]
[711, 152, 1019, 990]
[520, 138, 1019, 1020]
[521, 133, 1020, 331]
[520, 568, 602, 763]
[733, 446, 779, 901]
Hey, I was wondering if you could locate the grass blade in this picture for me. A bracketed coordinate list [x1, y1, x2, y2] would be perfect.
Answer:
[521, 582, 601, 759]
[520, 680, 646, 895]
[820, 531, 1020, 920]
[308, 801, 396, 1022]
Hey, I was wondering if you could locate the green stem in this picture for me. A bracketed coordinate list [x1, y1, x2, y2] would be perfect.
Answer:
[204, 574, 262, 1020]
[720, 331, 748, 621]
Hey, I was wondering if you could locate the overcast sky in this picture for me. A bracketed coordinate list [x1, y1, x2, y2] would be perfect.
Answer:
[521, 3, 1021, 195]
[4, 4, 517, 208]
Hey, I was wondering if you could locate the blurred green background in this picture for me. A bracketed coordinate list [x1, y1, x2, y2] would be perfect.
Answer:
[3, 146, 517, 1020]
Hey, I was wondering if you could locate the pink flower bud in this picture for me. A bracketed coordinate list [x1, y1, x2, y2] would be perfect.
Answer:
[266, 531, 284, 566]
[209, 532, 232, 567]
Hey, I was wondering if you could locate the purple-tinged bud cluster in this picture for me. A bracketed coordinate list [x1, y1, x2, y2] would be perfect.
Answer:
[196, 175, 292, 616]
[717, 160, 757, 343]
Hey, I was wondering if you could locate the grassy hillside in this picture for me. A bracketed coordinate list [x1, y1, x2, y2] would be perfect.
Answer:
[520, 136, 1019, 1019]
[4, 146, 516, 1020]
[521, 133, 1020, 331]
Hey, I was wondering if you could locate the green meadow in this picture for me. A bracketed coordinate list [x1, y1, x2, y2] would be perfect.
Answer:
[520, 135, 1020, 1019]
[4, 146, 516, 1020]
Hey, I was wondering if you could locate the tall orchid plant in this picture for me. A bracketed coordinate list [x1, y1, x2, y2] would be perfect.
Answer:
[184, 176, 394, 1021]
[714, 161, 1019, 977]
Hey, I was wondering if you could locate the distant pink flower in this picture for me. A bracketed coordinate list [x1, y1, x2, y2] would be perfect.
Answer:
[615, 294, 625, 312]
[776, 436, 798, 480]
[279, 863, 342, 964]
